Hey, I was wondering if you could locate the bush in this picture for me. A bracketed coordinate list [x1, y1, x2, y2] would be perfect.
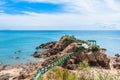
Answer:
[91, 45, 100, 52]
[63, 35, 77, 43]
[97, 72, 114, 80]
[62, 35, 87, 44]
[77, 39, 87, 44]
[43, 67, 77, 80]
[78, 61, 90, 70]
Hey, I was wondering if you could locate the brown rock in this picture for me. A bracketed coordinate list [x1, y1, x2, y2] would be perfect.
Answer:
[36, 41, 57, 49]
[115, 54, 120, 57]
[64, 50, 110, 70]
[67, 64, 77, 70]
[32, 52, 43, 58]
[0, 74, 10, 80]
[68, 59, 75, 64]
[111, 54, 120, 69]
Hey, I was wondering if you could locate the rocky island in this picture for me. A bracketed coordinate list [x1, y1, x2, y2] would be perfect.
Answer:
[0, 35, 120, 80]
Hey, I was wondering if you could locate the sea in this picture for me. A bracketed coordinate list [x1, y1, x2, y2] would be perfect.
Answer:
[0, 30, 120, 65]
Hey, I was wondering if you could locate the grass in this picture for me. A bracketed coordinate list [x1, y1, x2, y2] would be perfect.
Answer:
[91, 45, 100, 52]
[42, 66, 77, 80]
[78, 61, 90, 70]
[97, 71, 113, 80]
[61, 35, 87, 44]
[39, 59, 120, 80]
[77, 61, 120, 80]
[40, 66, 120, 80]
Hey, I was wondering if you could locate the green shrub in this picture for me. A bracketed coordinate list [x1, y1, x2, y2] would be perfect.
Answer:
[77, 39, 87, 44]
[97, 72, 114, 80]
[63, 35, 77, 43]
[44, 67, 77, 80]
[62, 35, 87, 44]
[78, 61, 90, 70]
[39, 76, 43, 80]
[91, 45, 100, 52]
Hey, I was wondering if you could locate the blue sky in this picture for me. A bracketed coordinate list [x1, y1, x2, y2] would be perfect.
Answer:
[0, 0, 120, 30]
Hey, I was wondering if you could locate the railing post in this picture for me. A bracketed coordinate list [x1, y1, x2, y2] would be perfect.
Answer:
[33, 52, 75, 80]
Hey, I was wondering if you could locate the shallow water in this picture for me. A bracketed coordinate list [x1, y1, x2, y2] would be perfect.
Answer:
[0, 30, 120, 65]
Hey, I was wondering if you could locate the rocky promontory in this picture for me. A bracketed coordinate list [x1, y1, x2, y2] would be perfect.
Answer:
[33, 35, 111, 69]
[0, 35, 120, 80]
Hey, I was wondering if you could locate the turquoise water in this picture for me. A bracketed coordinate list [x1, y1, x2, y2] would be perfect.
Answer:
[0, 30, 120, 65]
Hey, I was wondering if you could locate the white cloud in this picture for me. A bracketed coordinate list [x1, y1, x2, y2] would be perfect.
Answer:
[0, 12, 120, 30]
[0, 0, 120, 30]
[20, 0, 120, 13]
[105, 0, 120, 12]
[20, 0, 97, 13]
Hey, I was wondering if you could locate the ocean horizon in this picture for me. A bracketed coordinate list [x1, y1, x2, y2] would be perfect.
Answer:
[0, 30, 120, 65]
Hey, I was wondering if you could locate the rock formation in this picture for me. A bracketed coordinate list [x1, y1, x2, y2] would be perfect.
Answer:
[63, 50, 110, 70]
[111, 54, 120, 69]
[36, 41, 57, 49]
[33, 35, 110, 70]
[33, 36, 77, 58]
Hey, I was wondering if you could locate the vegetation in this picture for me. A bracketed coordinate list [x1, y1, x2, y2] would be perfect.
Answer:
[77, 61, 120, 80]
[62, 35, 77, 44]
[77, 68, 120, 80]
[91, 45, 100, 52]
[43, 67, 77, 80]
[41, 63, 120, 80]
[78, 61, 90, 70]
[38, 35, 120, 80]
[97, 72, 114, 80]
[77, 39, 88, 44]
[62, 35, 87, 44]
[78, 46, 85, 51]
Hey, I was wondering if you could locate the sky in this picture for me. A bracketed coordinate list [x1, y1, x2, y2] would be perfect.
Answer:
[0, 0, 120, 30]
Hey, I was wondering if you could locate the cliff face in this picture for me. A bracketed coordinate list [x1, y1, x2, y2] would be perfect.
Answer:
[110, 54, 120, 69]
[32, 35, 77, 58]
[63, 50, 110, 70]
[32, 35, 110, 69]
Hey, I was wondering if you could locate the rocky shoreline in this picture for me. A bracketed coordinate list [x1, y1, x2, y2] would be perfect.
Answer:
[0, 60, 45, 80]
[0, 35, 120, 80]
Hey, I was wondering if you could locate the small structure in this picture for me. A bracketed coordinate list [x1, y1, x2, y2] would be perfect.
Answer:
[86, 40, 97, 45]
[77, 43, 85, 51]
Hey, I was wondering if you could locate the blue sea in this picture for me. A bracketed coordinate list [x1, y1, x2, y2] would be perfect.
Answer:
[0, 30, 120, 65]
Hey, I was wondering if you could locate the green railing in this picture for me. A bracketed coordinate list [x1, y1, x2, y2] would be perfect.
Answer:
[33, 45, 86, 80]
[33, 52, 74, 80]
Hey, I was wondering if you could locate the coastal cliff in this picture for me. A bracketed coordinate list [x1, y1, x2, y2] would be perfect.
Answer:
[33, 35, 110, 69]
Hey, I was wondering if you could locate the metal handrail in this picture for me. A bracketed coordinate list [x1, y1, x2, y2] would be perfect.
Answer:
[33, 52, 74, 80]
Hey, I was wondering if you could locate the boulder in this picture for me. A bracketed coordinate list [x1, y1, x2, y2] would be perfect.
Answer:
[87, 51, 110, 68]
[113, 63, 120, 69]
[61, 43, 78, 54]
[36, 41, 57, 49]
[64, 50, 110, 69]
[32, 52, 43, 58]
[111, 54, 120, 69]
[68, 59, 75, 64]
[67, 64, 77, 70]
[0, 73, 10, 80]
[115, 54, 120, 57]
